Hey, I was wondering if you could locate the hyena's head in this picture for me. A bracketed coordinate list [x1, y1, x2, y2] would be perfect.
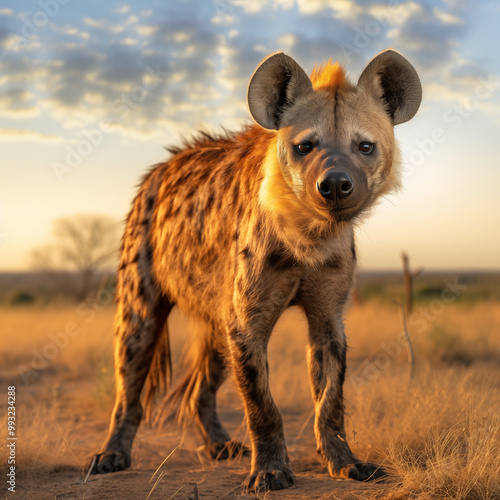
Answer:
[248, 50, 421, 228]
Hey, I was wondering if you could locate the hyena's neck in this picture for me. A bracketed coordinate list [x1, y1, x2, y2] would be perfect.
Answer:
[258, 141, 354, 268]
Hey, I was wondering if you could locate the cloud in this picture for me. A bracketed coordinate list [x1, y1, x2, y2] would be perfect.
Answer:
[386, 2, 466, 67]
[83, 17, 124, 35]
[0, 88, 39, 118]
[134, 24, 157, 37]
[0, 128, 62, 143]
[50, 24, 90, 39]
[297, 0, 362, 19]
[433, 6, 463, 25]
[113, 5, 130, 14]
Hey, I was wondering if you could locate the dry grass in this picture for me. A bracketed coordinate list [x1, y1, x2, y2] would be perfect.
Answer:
[1, 301, 499, 499]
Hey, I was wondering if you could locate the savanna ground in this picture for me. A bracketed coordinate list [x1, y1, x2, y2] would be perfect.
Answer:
[1, 273, 499, 500]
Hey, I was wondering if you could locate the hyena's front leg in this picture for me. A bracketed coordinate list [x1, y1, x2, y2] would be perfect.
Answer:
[301, 275, 385, 481]
[228, 269, 300, 493]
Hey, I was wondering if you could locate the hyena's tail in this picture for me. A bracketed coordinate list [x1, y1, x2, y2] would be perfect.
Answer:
[143, 316, 172, 424]
[153, 324, 216, 429]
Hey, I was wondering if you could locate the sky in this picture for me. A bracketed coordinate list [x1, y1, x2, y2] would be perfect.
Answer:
[0, 0, 499, 271]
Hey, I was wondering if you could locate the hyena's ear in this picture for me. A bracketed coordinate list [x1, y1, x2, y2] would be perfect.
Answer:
[358, 50, 422, 125]
[247, 52, 313, 130]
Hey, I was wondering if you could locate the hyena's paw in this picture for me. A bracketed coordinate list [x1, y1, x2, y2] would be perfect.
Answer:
[88, 451, 131, 474]
[331, 461, 387, 481]
[245, 467, 295, 493]
[208, 440, 251, 460]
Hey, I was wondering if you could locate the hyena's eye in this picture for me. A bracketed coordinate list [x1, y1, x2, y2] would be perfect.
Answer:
[358, 142, 375, 155]
[295, 141, 313, 155]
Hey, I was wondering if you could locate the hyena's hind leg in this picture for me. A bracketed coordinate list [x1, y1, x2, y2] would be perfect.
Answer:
[166, 334, 249, 460]
[91, 258, 173, 473]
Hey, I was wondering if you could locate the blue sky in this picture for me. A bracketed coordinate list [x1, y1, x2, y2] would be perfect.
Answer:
[0, 0, 499, 270]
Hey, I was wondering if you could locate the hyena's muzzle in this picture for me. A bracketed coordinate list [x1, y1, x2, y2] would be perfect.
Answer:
[315, 153, 369, 220]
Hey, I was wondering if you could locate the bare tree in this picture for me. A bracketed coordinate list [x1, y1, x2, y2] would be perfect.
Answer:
[31, 214, 121, 300]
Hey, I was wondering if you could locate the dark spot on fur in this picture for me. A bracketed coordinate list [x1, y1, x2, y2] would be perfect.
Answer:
[351, 241, 356, 261]
[197, 170, 209, 182]
[198, 210, 204, 243]
[314, 348, 323, 363]
[324, 254, 342, 269]
[239, 363, 259, 401]
[329, 339, 344, 364]
[266, 251, 297, 270]
[239, 247, 252, 259]
[232, 182, 239, 202]
[138, 279, 146, 298]
[145, 243, 153, 263]
[234, 340, 253, 365]
[135, 197, 142, 214]
[237, 203, 244, 219]
[205, 192, 214, 211]
[146, 196, 155, 212]
[114, 405, 123, 420]
[125, 344, 135, 363]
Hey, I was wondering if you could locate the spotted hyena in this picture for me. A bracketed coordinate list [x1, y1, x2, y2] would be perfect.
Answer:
[90, 50, 421, 492]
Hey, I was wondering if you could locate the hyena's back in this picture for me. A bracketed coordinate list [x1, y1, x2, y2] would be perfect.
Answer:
[124, 127, 271, 318]
[145, 127, 270, 321]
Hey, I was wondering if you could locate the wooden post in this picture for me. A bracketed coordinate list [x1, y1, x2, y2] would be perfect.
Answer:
[401, 252, 423, 315]
[397, 301, 415, 387]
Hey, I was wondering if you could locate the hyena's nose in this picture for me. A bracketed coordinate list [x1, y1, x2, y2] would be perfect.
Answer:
[317, 170, 354, 201]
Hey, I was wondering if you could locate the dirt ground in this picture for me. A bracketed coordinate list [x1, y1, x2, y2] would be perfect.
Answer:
[1, 303, 499, 499]
[2, 375, 391, 500]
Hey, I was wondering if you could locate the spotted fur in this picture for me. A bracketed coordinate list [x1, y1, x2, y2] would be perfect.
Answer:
[90, 50, 421, 491]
